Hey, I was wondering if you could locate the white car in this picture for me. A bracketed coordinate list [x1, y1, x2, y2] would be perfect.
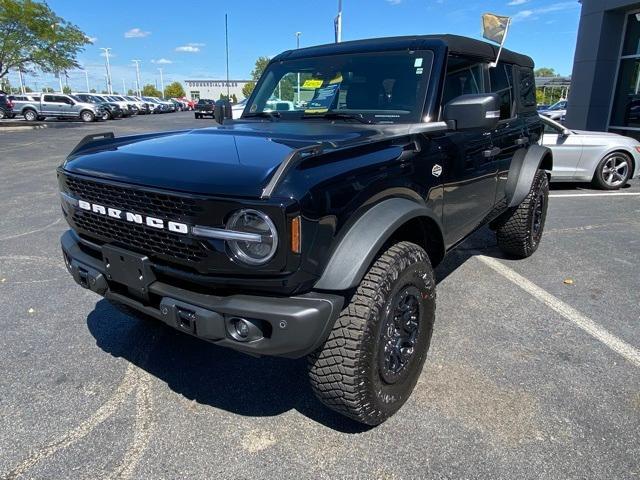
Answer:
[231, 98, 247, 119]
[538, 100, 567, 121]
[541, 115, 640, 189]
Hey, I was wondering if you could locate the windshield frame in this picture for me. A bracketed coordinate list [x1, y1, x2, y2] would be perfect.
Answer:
[243, 49, 434, 124]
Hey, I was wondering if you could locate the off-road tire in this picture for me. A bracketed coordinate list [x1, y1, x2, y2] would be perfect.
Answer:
[308, 241, 436, 425]
[23, 109, 37, 121]
[592, 152, 632, 190]
[195, 113, 201, 119]
[496, 169, 549, 259]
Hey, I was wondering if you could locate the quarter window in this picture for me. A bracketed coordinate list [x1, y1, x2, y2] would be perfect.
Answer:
[490, 62, 514, 120]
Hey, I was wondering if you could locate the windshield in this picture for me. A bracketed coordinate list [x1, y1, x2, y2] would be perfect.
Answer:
[142, 97, 158, 103]
[69, 95, 82, 102]
[244, 50, 433, 124]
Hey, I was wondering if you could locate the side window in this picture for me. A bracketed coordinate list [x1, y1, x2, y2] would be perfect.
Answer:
[442, 56, 485, 106]
[43, 95, 54, 102]
[518, 67, 536, 109]
[489, 62, 514, 119]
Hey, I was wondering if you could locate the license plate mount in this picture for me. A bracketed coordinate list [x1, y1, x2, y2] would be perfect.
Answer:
[102, 245, 156, 295]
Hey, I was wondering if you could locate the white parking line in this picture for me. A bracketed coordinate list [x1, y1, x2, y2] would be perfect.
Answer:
[549, 192, 640, 198]
[476, 255, 640, 368]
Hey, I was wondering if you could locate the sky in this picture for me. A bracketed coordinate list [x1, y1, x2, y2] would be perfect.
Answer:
[12, 0, 582, 93]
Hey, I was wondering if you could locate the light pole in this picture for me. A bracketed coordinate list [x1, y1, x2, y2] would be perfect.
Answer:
[334, 0, 343, 43]
[132, 59, 142, 97]
[58, 72, 64, 93]
[83, 70, 90, 92]
[296, 32, 302, 105]
[100, 48, 113, 94]
[122, 78, 126, 95]
[158, 68, 164, 98]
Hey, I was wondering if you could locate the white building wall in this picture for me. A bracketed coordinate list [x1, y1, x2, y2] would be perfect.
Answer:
[184, 80, 251, 101]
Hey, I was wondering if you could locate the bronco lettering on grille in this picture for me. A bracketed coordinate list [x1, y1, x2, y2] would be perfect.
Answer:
[77, 199, 189, 234]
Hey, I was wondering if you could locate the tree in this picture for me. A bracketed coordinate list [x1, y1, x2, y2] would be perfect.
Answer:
[24, 86, 32, 92]
[127, 88, 135, 95]
[62, 85, 71, 94]
[164, 81, 185, 99]
[534, 67, 556, 77]
[242, 81, 255, 98]
[42, 86, 53, 93]
[231, 93, 237, 104]
[142, 84, 161, 97]
[89, 88, 96, 93]
[0, 0, 90, 80]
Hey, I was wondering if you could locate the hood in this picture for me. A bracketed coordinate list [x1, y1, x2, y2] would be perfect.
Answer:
[63, 121, 389, 198]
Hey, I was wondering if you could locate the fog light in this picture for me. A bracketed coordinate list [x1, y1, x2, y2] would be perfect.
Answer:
[234, 318, 250, 338]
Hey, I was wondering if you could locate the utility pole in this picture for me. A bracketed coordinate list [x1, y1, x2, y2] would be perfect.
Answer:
[225, 14, 230, 99]
[18, 69, 25, 94]
[132, 59, 142, 97]
[296, 32, 302, 104]
[158, 68, 164, 98]
[122, 78, 126, 95]
[334, 0, 342, 43]
[100, 48, 113, 94]
[84, 70, 90, 92]
[58, 72, 63, 93]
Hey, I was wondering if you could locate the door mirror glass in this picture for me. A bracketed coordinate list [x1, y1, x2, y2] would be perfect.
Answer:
[443, 93, 500, 130]
[214, 99, 232, 124]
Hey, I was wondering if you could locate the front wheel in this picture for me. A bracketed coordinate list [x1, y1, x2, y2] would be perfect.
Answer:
[102, 110, 112, 121]
[308, 241, 436, 425]
[80, 110, 95, 123]
[496, 169, 549, 259]
[0, 109, 6, 119]
[593, 152, 632, 190]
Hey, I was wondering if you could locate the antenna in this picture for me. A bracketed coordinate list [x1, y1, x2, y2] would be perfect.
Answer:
[225, 14, 230, 99]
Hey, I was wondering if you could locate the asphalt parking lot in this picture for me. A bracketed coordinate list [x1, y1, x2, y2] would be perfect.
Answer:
[1, 112, 639, 479]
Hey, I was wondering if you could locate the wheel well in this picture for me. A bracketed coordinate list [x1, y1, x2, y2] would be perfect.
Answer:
[539, 152, 553, 171]
[610, 149, 635, 174]
[386, 216, 445, 268]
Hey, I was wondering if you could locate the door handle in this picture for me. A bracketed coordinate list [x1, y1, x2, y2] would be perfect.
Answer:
[514, 137, 529, 146]
[482, 147, 501, 158]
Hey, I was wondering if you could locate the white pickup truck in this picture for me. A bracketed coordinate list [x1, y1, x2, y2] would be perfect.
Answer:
[15, 93, 105, 122]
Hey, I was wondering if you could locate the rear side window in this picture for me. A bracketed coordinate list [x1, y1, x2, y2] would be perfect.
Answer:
[517, 67, 536, 110]
[489, 62, 514, 119]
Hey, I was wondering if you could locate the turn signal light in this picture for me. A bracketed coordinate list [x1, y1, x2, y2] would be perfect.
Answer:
[291, 216, 301, 254]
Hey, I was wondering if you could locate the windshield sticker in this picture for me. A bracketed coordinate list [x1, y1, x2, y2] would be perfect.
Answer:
[416, 67, 424, 75]
[302, 79, 323, 89]
[304, 83, 340, 113]
[414, 58, 423, 68]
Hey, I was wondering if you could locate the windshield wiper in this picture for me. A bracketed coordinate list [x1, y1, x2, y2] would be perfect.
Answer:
[302, 112, 374, 124]
[243, 111, 281, 121]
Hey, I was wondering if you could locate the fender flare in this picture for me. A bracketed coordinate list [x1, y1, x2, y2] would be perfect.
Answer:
[505, 145, 553, 208]
[314, 197, 442, 291]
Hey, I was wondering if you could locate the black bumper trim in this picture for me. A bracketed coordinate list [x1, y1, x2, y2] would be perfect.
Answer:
[61, 230, 344, 358]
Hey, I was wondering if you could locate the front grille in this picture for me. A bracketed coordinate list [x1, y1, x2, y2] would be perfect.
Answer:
[64, 175, 203, 219]
[72, 211, 206, 262]
[62, 174, 208, 264]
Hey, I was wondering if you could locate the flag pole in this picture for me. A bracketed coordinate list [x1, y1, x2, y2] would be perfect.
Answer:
[490, 17, 511, 68]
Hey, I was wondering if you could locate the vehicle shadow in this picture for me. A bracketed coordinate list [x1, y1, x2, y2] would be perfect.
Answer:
[549, 181, 633, 191]
[86, 225, 501, 433]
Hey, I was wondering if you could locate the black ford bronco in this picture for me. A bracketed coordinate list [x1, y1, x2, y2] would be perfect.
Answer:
[59, 35, 551, 425]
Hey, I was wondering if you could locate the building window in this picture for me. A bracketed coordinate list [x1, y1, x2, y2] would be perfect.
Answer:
[611, 13, 640, 129]
[191, 91, 200, 100]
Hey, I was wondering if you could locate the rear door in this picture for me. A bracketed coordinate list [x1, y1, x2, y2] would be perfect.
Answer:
[42, 95, 65, 116]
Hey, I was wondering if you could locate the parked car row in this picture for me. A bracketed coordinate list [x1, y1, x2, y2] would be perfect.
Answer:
[0, 91, 193, 122]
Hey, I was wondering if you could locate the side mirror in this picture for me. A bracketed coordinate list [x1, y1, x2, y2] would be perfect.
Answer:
[443, 94, 500, 131]
[214, 99, 232, 124]
[561, 128, 571, 136]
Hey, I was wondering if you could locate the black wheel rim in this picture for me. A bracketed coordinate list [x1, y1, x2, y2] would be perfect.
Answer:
[379, 286, 421, 384]
[531, 190, 545, 245]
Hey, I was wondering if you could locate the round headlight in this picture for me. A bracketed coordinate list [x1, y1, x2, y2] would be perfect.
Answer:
[226, 209, 278, 265]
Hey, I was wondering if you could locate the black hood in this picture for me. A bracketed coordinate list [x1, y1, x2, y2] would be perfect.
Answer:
[63, 121, 392, 198]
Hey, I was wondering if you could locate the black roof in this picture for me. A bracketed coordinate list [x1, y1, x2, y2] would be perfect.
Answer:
[273, 34, 534, 68]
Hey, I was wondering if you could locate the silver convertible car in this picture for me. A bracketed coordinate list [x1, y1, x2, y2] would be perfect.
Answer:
[541, 116, 640, 189]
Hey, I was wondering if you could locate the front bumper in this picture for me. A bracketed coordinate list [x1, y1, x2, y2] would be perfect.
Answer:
[61, 230, 343, 358]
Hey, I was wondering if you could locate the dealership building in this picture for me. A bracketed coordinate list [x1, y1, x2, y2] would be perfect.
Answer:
[567, 0, 640, 139]
[183, 80, 252, 101]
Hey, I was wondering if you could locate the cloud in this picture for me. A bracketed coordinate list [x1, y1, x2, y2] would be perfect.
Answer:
[86, 36, 97, 43]
[507, 0, 528, 5]
[124, 28, 151, 38]
[175, 43, 205, 53]
[513, 1, 579, 21]
[151, 58, 172, 64]
[386, 0, 402, 4]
